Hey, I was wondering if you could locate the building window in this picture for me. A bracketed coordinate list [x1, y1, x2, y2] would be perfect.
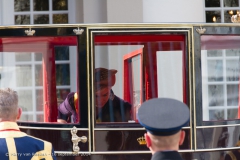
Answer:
[205, 0, 239, 23]
[14, 0, 68, 24]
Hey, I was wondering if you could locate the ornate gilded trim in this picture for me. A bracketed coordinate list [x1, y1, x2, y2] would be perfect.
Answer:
[71, 126, 87, 154]
[18, 126, 88, 130]
[73, 27, 84, 35]
[196, 26, 206, 34]
[25, 27, 35, 36]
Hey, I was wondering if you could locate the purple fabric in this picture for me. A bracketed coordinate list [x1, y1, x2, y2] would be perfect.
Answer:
[58, 92, 78, 123]
[58, 92, 75, 116]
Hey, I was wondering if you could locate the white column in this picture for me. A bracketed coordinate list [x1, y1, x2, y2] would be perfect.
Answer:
[106, 0, 143, 23]
[69, 0, 83, 23]
[83, 0, 107, 23]
[142, 0, 204, 23]
[0, 0, 2, 25]
[0, 0, 14, 25]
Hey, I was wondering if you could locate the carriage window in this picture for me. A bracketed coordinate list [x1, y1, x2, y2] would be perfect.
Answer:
[0, 36, 78, 123]
[201, 35, 240, 121]
[93, 33, 188, 124]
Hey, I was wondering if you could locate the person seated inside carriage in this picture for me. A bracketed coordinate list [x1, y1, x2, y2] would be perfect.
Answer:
[57, 67, 132, 123]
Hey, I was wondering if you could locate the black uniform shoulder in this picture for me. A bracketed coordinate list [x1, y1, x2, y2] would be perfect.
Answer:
[151, 151, 184, 160]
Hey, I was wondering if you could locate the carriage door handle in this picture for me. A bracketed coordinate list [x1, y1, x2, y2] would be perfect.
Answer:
[71, 126, 87, 154]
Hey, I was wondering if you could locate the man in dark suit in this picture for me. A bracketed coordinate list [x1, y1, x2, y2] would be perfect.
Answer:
[137, 98, 190, 160]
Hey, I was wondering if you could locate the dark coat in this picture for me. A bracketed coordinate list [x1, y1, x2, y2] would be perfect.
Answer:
[96, 93, 132, 122]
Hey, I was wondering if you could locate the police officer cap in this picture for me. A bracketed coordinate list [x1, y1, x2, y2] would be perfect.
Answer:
[137, 98, 190, 136]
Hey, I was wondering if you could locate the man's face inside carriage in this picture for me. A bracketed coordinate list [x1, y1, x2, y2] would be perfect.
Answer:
[94, 68, 117, 108]
[95, 87, 111, 108]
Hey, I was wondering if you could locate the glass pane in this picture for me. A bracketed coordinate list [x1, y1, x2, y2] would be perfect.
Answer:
[0, 36, 78, 124]
[201, 35, 240, 121]
[207, 50, 222, 57]
[94, 130, 190, 152]
[196, 126, 240, 149]
[34, 14, 49, 24]
[37, 114, 44, 121]
[227, 84, 238, 106]
[56, 64, 70, 85]
[14, 0, 30, 11]
[226, 49, 240, 56]
[15, 15, 30, 25]
[34, 53, 42, 61]
[15, 52, 31, 61]
[35, 65, 43, 86]
[53, 14, 68, 24]
[52, 0, 68, 10]
[227, 108, 238, 119]
[34, 0, 49, 11]
[18, 90, 33, 112]
[55, 46, 69, 60]
[16, 65, 32, 87]
[226, 60, 239, 81]
[94, 33, 187, 124]
[209, 109, 224, 120]
[224, 0, 238, 7]
[208, 85, 224, 106]
[20, 114, 33, 121]
[205, 0, 220, 7]
[206, 11, 221, 23]
[207, 60, 223, 82]
[36, 89, 43, 111]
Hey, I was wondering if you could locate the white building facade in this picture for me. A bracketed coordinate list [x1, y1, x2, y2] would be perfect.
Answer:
[0, 0, 205, 25]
